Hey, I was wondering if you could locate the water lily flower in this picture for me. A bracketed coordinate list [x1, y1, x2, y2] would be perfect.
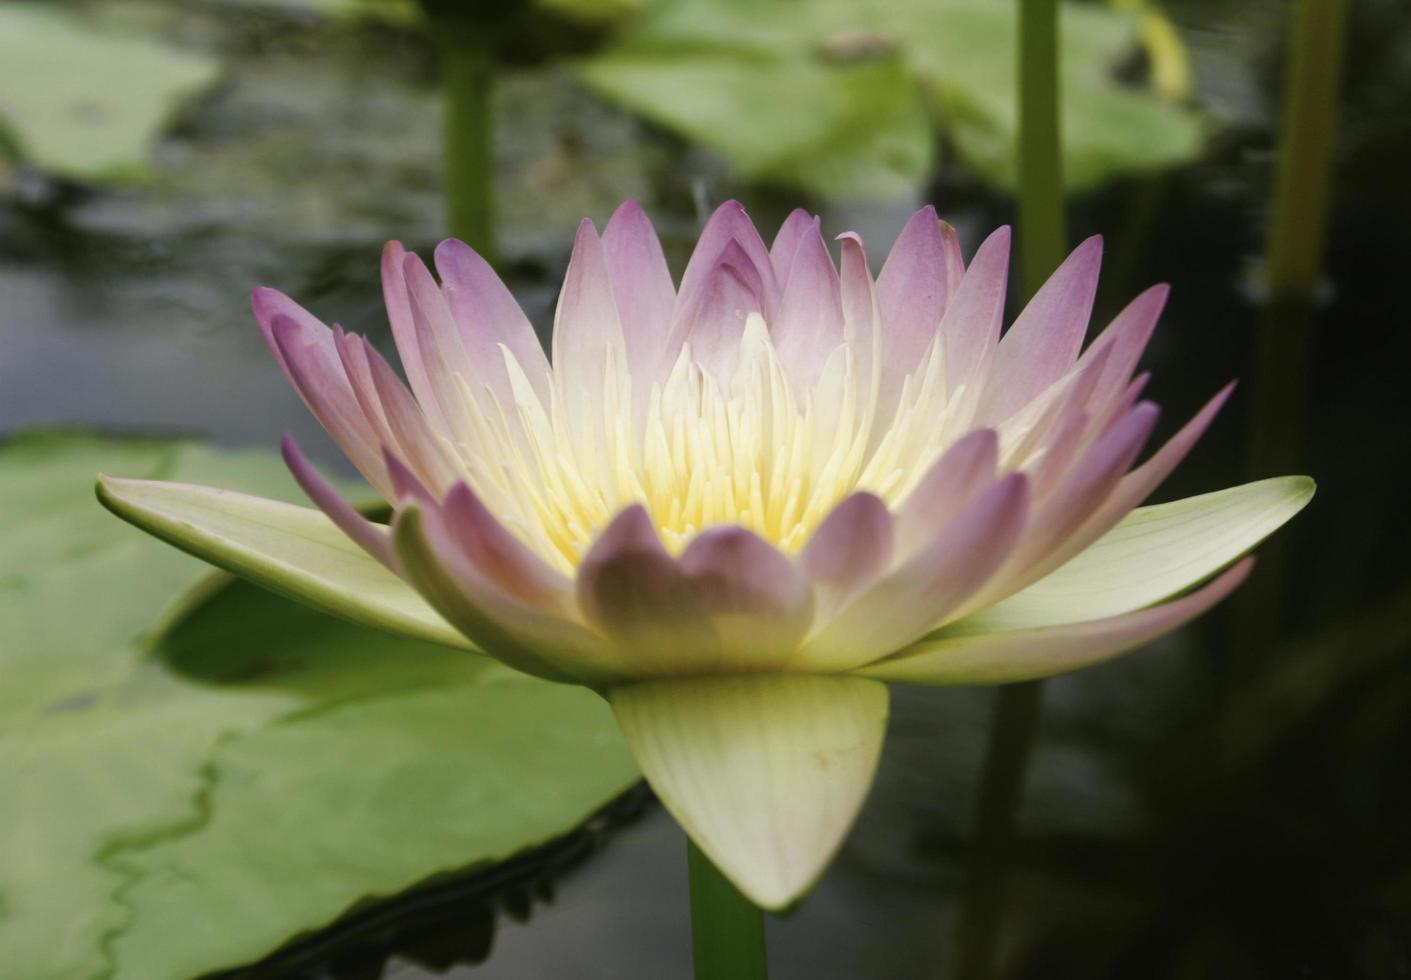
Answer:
[99, 201, 1311, 910]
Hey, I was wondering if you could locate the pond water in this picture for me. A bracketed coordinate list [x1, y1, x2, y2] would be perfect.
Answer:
[3, 1, 1409, 977]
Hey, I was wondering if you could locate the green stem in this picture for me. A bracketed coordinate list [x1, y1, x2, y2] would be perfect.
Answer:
[1262, 0, 1351, 303]
[1016, 0, 1066, 300]
[437, 28, 497, 263]
[687, 839, 768, 980]
[954, 2, 1066, 977]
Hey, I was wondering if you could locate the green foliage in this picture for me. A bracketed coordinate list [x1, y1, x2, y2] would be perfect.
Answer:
[0, 433, 637, 980]
[578, 0, 1205, 198]
[0, 5, 219, 182]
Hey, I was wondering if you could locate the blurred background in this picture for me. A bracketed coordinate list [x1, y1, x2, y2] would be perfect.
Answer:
[2, 0, 1409, 978]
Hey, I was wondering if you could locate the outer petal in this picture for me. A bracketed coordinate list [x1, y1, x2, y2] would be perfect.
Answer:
[798, 473, 1029, 671]
[952, 476, 1315, 634]
[280, 435, 393, 568]
[1073, 283, 1168, 417]
[394, 505, 623, 685]
[858, 559, 1253, 685]
[679, 526, 815, 668]
[575, 506, 721, 675]
[610, 675, 889, 910]
[96, 476, 469, 650]
[602, 200, 676, 381]
[977, 235, 1103, 424]
[439, 483, 573, 613]
[435, 237, 552, 407]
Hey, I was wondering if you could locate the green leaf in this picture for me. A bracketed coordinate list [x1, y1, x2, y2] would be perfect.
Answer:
[0, 5, 220, 182]
[577, 0, 1204, 197]
[947, 477, 1316, 636]
[611, 675, 888, 910]
[579, 51, 932, 200]
[97, 476, 472, 652]
[0, 433, 636, 980]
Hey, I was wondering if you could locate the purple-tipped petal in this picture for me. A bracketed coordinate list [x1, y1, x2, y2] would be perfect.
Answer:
[937, 226, 1011, 402]
[897, 429, 999, 546]
[769, 208, 817, 287]
[676, 200, 779, 323]
[771, 223, 844, 389]
[837, 232, 879, 398]
[801, 492, 895, 609]
[603, 202, 676, 383]
[281, 435, 394, 568]
[978, 235, 1103, 424]
[1074, 283, 1168, 416]
[1020, 383, 1235, 584]
[675, 241, 763, 380]
[356, 336, 459, 495]
[380, 242, 446, 431]
[393, 505, 621, 685]
[800, 473, 1030, 671]
[576, 507, 721, 674]
[441, 483, 572, 612]
[679, 526, 815, 667]
[551, 219, 626, 387]
[268, 313, 388, 496]
[383, 450, 436, 506]
[403, 251, 481, 423]
[877, 206, 951, 393]
[967, 403, 1160, 612]
[940, 220, 965, 292]
[861, 559, 1253, 685]
[435, 237, 551, 407]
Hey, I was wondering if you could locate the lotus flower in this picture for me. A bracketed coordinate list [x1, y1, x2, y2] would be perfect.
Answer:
[99, 201, 1311, 909]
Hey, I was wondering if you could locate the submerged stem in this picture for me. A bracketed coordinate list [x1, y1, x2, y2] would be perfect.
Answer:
[687, 839, 768, 980]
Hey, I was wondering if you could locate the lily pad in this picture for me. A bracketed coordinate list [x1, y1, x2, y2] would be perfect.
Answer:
[0, 5, 220, 182]
[0, 433, 636, 980]
[577, 0, 1204, 197]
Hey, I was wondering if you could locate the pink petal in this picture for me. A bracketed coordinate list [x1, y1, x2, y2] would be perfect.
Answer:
[267, 312, 388, 496]
[440, 483, 572, 612]
[678, 527, 815, 667]
[281, 435, 394, 568]
[800, 473, 1030, 671]
[860, 559, 1253, 685]
[897, 428, 999, 546]
[383, 449, 436, 506]
[551, 219, 626, 386]
[1019, 383, 1235, 585]
[837, 232, 878, 400]
[940, 220, 965, 291]
[676, 200, 779, 324]
[356, 335, 460, 495]
[969, 403, 1159, 611]
[769, 208, 817, 287]
[435, 237, 551, 407]
[1074, 283, 1168, 417]
[402, 251, 479, 423]
[977, 235, 1103, 424]
[877, 206, 952, 394]
[575, 506, 721, 674]
[801, 492, 895, 609]
[675, 240, 763, 380]
[770, 221, 845, 389]
[602, 201, 677, 382]
[937, 226, 1011, 403]
[380, 242, 446, 432]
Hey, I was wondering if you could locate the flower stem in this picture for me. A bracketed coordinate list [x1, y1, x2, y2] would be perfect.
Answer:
[955, 1, 1066, 977]
[1262, 0, 1351, 303]
[436, 25, 497, 263]
[687, 839, 768, 980]
[1016, 0, 1066, 300]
